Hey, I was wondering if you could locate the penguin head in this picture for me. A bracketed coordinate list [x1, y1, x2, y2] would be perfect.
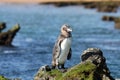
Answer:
[61, 24, 72, 33]
[61, 24, 72, 37]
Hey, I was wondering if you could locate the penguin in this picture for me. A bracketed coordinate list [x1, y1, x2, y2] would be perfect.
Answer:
[52, 24, 72, 69]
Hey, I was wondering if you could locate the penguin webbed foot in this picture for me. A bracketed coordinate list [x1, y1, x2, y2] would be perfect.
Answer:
[57, 65, 68, 73]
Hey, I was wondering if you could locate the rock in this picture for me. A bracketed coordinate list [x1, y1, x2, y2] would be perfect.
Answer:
[40, 65, 51, 72]
[81, 2, 98, 9]
[40, 2, 79, 7]
[34, 48, 115, 80]
[114, 17, 120, 29]
[40, 2, 120, 12]
[0, 22, 6, 32]
[81, 48, 114, 80]
[97, 2, 118, 12]
[0, 24, 20, 46]
[102, 16, 120, 29]
[0, 75, 21, 80]
[102, 16, 115, 21]
[82, 2, 119, 13]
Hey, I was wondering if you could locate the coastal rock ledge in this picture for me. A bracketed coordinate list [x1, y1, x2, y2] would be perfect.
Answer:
[34, 48, 115, 80]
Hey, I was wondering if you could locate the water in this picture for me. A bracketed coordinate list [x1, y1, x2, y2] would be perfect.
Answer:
[0, 3, 120, 80]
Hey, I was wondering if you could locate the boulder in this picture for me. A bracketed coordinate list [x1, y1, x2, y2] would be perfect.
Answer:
[102, 16, 115, 21]
[0, 24, 20, 46]
[34, 48, 115, 80]
[81, 48, 114, 80]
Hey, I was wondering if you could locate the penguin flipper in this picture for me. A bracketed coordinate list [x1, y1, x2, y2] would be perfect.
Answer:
[52, 37, 63, 60]
[67, 48, 72, 60]
[55, 38, 63, 58]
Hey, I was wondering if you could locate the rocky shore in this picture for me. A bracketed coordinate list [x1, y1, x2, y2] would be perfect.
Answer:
[0, 75, 21, 80]
[34, 48, 114, 80]
[40, 1, 120, 12]
[0, 22, 20, 46]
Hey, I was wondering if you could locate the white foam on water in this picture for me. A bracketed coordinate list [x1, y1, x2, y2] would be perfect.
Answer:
[25, 38, 34, 42]
[3, 50, 16, 54]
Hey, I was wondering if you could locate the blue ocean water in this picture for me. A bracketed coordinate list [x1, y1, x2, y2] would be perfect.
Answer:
[0, 3, 120, 80]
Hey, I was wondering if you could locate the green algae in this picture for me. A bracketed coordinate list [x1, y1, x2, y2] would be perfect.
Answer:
[62, 61, 96, 80]
[0, 76, 8, 80]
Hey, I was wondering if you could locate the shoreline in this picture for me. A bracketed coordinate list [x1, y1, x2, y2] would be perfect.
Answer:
[0, 0, 120, 4]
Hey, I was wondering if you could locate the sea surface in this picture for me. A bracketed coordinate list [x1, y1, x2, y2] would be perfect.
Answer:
[0, 3, 120, 80]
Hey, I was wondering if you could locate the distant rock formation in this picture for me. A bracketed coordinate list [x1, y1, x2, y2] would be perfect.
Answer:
[34, 48, 114, 80]
[102, 16, 120, 29]
[40, 1, 120, 12]
[0, 22, 20, 46]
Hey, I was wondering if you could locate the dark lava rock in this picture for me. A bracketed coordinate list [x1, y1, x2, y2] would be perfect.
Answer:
[0, 24, 20, 46]
[81, 48, 114, 80]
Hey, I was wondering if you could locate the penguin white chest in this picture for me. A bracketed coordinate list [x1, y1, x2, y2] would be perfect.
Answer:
[58, 38, 72, 64]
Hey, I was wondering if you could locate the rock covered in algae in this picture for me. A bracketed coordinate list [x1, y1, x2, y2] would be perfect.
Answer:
[0, 23, 20, 46]
[34, 48, 115, 80]
[81, 48, 114, 80]
[0, 75, 8, 80]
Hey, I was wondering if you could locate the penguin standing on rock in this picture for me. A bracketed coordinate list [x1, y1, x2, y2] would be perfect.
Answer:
[52, 24, 72, 69]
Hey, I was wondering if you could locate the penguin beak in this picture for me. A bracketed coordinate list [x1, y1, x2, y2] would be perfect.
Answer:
[67, 28, 72, 32]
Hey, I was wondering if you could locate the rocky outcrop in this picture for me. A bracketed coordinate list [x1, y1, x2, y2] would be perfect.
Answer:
[34, 48, 114, 80]
[102, 16, 120, 29]
[97, 2, 118, 12]
[0, 23, 20, 46]
[114, 17, 120, 29]
[40, 2, 79, 7]
[0, 22, 6, 32]
[40, 2, 120, 12]
[81, 48, 114, 80]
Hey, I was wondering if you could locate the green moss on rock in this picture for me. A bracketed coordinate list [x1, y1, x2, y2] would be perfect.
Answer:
[62, 62, 96, 80]
[34, 61, 98, 80]
[0, 75, 9, 80]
